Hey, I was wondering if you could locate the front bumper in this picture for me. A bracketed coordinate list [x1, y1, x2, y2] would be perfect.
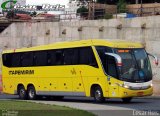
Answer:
[119, 86, 153, 98]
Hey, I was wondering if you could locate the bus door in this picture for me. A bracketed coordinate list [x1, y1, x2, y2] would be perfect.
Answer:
[105, 54, 119, 97]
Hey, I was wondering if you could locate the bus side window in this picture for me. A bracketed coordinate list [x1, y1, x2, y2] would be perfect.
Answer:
[55, 50, 63, 65]
[34, 51, 47, 66]
[79, 47, 89, 65]
[106, 55, 118, 78]
[79, 47, 98, 68]
[72, 48, 79, 65]
[89, 47, 98, 67]
[47, 50, 56, 65]
[11, 53, 21, 67]
[2, 54, 12, 67]
[21, 52, 33, 67]
[64, 49, 73, 65]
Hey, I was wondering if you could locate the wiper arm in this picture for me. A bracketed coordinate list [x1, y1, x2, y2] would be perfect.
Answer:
[121, 68, 138, 77]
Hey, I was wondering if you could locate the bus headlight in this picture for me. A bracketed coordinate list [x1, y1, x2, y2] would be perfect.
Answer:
[117, 83, 130, 89]
[123, 85, 130, 89]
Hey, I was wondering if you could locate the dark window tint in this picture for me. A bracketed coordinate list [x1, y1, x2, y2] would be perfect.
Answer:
[64, 49, 74, 65]
[2, 54, 12, 67]
[96, 46, 113, 53]
[96, 46, 113, 62]
[96, 46, 113, 63]
[11, 53, 21, 67]
[21, 52, 33, 67]
[34, 51, 47, 66]
[106, 55, 118, 78]
[55, 50, 63, 65]
[96, 46, 118, 78]
[79, 47, 98, 67]
[63, 48, 79, 65]
[47, 50, 56, 65]
[72, 49, 79, 64]
[2, 46, 98, 68]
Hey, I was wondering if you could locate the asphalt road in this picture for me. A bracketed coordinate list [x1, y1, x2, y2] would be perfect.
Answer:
[0, 94, 160, 116]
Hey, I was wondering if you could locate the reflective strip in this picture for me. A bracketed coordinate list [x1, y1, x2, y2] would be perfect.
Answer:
[37, 91, 86, 97]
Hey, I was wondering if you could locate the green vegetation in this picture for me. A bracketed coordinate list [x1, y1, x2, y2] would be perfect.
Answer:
[0, 100, 94, 116]
[97, 0, 105, 4]
[117, 0, 127, 13]
[104, 13, 113, 19]
[77, 6, 88, 18]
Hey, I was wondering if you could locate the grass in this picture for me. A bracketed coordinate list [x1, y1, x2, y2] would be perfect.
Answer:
[0, 100, 95, 116]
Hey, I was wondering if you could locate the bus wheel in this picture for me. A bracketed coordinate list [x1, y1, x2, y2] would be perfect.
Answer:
[93, 86, 105, 103]
[122, 97, 132, 103]
[27, 86, 36, 100]
[18, 85, 27, 100]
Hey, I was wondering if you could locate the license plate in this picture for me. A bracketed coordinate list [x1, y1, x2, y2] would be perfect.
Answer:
[137, 92, 144, 96]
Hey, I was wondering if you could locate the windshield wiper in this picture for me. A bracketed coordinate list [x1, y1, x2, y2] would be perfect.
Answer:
[121, 68, 138, 78]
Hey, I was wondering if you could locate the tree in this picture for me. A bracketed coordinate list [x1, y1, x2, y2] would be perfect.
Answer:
[77, 6, 88, 18]
[6, 10, 15, 19]
[117, 0, 127, 13]
[97, 0, 105, 4]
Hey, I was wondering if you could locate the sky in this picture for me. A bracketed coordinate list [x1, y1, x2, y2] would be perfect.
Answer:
[26, 0, 69, 6]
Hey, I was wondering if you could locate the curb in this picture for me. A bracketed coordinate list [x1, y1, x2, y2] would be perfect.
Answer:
[135, 96, 160, 99]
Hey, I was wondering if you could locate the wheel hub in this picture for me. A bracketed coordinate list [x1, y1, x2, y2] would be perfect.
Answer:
[29, 90, 35, 98]
[95, 90, 101, 99]
[20, 89, 25, 96]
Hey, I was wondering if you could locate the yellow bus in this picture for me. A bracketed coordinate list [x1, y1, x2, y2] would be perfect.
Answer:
[2, 39, 158, 103]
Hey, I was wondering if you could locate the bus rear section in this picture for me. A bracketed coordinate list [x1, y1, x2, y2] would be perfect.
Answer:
[2, 46, 107, 101]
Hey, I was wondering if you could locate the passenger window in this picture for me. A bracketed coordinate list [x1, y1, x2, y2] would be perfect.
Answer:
[2, 54, 12, 67]
[64, 48, 79, 65]
[34, 51, 47, 66]
[72, 48, 79, 65]
[47, 50, 56, 65]
[21, 52, 33, 67]
[55, 50, 63, 65]
[79, 47, 98, 68]
[11, 53, 21, 67]
[64, 49, 74, 65]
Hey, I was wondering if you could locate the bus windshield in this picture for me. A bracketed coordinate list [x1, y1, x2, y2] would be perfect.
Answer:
[115, 49, 152, 82]
[96, 46, 152, 83]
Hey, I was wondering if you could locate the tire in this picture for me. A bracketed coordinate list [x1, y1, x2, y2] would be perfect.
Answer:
[27, 86, 36, 100]
[93, 86, 105, 103]
[18, 85, 27, 100]
[122, 97, 132, 103]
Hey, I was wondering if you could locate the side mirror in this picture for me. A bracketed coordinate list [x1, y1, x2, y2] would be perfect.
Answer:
[105, 53, 122, 66]
[147, 53, 159, 66]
